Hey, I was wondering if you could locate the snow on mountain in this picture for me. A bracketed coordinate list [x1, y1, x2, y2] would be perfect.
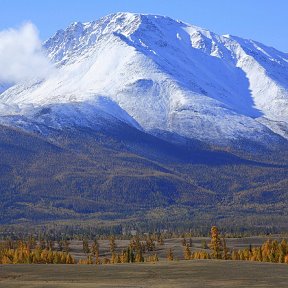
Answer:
[0, 12, 287, 145]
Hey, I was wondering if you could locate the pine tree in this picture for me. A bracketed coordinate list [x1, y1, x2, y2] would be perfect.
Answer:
[53, 252, 61, 264]
[109, 236, 116, 254]
[135, 249, 144, 263]
[153, 253, 159, 262]
[57, 240, 63, 251]
[1, 255, 12, 264]
[256, 247, 263, 262]
[181, 238, 187, 246]
[47, 250, 54, 263]
[157, 235, 164, 246]
[82, 238, 90, 254]
[222, 237, 229, 260]
[39, 238, 46, 250]
[209, 226, 222, 259]
[280, 239, 287, 255]
[66, 253, 75, 264]
[167, 248, 174, 261]
[184, 244, 191, 260]
[91, 239, 100, 264]
[146, 236, 155, 251]
[279, 240, 287, 263]
[87, 255, 93, 264]
[111, 253, 116, 264]
[129, 247, 135, 263]
[91, 239, 99, 256]
[146, 253, 159, 262]
[120, 249, 129, 263]
[95, 247, 100, 264]
[63, 240, 70, 253]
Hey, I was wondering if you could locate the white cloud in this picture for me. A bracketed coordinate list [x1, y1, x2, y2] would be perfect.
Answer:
[0, 22, 53, 84]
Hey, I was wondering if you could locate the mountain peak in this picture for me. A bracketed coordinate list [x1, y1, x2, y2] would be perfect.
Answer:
[1, 13, 288, 145]
[44, 12, 215, 66]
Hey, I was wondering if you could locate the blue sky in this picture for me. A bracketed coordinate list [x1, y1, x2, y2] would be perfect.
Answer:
[1, 0, 288, 52]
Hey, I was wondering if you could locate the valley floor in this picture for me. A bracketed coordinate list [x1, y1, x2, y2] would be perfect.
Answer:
[1, 260, 288, 288]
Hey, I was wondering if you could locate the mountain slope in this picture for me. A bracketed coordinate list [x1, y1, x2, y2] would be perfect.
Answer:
[0, 123, 287, 231]
[0, 12, 287, 145]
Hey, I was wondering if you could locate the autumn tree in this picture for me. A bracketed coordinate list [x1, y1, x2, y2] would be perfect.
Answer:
[167, 248, 174, 261]
[91, 239, 100, 264]
[135, 249, 144, 262]
[109, 236, 117, 254]
[222, 237, 229, 260]
[146, 235, 155, 251]
[57, 240, 62, 251]
[157, 235, 164, 246]
[63, 240, 70, 253]
[47, 240, 54, 251]
[209, 226, 222, 259]
[146, 253, 159, 262]
[82, 238, 90, 254]
[181, 238, 187, 246]
[184, 244, 191, 260]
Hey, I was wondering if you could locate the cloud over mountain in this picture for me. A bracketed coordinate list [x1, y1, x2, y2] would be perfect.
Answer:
[0, 22, 53, 84]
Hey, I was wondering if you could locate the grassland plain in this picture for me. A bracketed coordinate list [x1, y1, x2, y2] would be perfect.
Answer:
[1, 260, 288, 288]
[1, 236, 288, 287]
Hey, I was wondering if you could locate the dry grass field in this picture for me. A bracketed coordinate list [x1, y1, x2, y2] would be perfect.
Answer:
[1, 260, 288, 288]
[1, 236, 288, 287]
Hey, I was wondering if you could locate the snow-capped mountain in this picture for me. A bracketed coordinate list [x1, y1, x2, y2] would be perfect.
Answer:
[1, 12, 288, 145]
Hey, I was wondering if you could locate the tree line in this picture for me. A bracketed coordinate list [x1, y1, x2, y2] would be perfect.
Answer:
[183, 226, 288, 263]
[1, 226, 288, 264]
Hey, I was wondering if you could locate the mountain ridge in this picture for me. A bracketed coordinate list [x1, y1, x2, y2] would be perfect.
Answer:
[0, 12, 288, 146]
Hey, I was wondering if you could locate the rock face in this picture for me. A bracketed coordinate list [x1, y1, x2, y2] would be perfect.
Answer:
[0, 12, 288, 145]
